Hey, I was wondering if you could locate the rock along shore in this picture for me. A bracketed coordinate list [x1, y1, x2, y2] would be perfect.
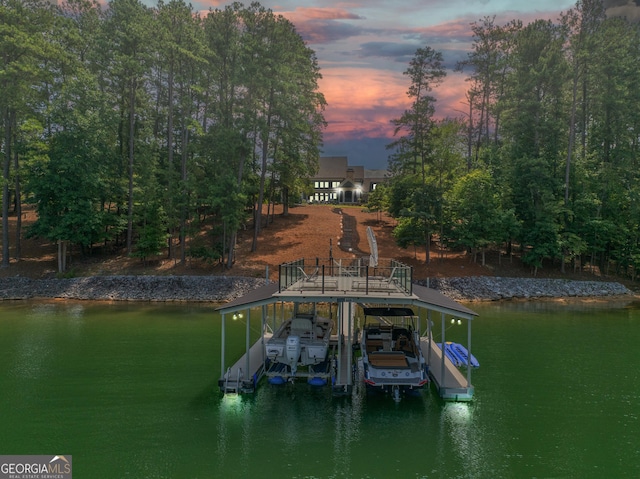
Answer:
[0, 275, 634, 302]
[0, 276, 266, 302]
[418, 276, 633, 302]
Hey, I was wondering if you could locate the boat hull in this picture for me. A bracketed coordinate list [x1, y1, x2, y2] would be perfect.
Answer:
[265, 314, 333, 375]
[361, 324, 428, 394]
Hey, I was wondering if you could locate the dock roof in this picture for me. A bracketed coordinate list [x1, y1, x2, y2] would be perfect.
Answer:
[216, 281, 477, 319]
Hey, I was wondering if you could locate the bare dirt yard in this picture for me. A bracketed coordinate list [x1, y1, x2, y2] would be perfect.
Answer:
[0, 204, 627, 286]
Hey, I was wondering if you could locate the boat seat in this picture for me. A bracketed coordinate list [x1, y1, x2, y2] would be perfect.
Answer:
[365, 339, 383, 353]
[290, 317, 313, 332]
[368, 352, 408, 368]
[395, 335, 417, 357]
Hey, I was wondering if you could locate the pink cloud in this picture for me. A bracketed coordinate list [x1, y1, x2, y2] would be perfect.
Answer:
[194, 0, 228, 10]
[279, 7, 363, 21]
[319, 67, 410, 140]
[319, 68, 473, 142]
[275, 7, 365, 44]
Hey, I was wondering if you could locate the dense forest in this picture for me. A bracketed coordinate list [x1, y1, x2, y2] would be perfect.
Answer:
[0, 0, 326, 270]
[2, 0, 640, 280]
[372, 0, 640, 278]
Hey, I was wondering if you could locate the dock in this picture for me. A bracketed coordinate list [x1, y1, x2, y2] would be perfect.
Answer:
[420, 338, 474, 401]
[216, 257, 479, 401]
[219, 332, 272, 394]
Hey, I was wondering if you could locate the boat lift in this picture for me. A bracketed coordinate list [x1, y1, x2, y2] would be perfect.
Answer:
[216, 257, 479, 401]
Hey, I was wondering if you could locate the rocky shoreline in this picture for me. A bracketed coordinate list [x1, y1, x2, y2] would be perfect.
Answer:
[418, 276, 633, 301]
[0, 276, 266, 302]
[0, 275, 634, 302]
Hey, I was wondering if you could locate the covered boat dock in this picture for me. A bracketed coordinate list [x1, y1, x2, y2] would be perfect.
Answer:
[216, 257, 479, 401]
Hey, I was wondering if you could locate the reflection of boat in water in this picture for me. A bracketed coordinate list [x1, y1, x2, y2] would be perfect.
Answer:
[361, 307, 428, 400]
[265, 305, 333, 377]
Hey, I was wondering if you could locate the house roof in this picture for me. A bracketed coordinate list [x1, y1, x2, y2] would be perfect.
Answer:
[365, 169, 389, 179]
[315, 157, 374, 183]
[317, 156, 348, 178]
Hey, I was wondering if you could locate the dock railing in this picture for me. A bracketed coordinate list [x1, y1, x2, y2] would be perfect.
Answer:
[278, 257, 413, 295]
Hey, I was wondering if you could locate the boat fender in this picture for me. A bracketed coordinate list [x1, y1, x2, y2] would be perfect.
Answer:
[268, 376, 286, 385]
[308, 377, 327, 387]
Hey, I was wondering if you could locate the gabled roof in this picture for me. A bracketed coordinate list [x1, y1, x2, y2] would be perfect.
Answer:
[216, 282, 279, 314]
[216, 281, 477, 320]
[317, 156, 348, 178]
[411, 283, 478, 319]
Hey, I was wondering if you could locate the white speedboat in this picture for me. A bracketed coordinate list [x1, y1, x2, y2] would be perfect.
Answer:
[360, 307, 428, 400]
[265, 308, 333, 377]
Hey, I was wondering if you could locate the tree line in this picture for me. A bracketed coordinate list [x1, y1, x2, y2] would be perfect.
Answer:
[0, 0, 326, 271]
[372, 0, 640, 278]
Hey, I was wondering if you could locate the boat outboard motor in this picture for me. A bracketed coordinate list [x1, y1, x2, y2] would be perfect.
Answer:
[286, 335, 301, 375]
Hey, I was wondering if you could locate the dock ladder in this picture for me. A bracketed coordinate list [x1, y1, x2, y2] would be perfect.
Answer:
[223, 367, 243, 395]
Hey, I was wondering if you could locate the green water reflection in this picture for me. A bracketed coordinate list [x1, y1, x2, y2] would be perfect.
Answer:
[1, 299, 639, 478]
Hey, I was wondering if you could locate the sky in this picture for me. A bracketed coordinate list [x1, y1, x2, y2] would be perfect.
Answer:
[185, 0, 639, 169]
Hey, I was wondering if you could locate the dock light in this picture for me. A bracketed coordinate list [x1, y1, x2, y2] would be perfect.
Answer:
[457, 319, 462, 325]
[221, 393, 242, 413]
[232, 313, 243, 321]
[451, 318, 455, 325]
[444, 402, 472, 423]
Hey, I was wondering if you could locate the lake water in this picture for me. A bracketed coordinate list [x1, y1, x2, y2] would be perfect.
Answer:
[1, 299, 639, 478]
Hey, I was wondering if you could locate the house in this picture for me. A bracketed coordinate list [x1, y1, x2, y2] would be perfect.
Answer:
[306, 156, 388, 204]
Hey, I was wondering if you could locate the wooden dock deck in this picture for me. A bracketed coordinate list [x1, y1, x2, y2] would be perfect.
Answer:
[420, 338, 474, 401]
[330, 300, 356, 396]
[219, 333, 272, 394]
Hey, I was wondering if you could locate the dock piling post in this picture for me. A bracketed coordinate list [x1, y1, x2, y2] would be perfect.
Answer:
[245, 309, 251, 387]
[467, 318, 472, 387]
[221, 313, 226, 379]
[441, 312, 446, 388]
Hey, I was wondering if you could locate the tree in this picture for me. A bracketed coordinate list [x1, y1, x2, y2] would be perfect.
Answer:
[499, 19, 568, 272]
[240, 6, 325, 252]
[156, 0, 207, 263]
[584, 16, 640, 272]
[27, 63, 121, 271]
[446, 169, 504, 265]
[366, 183, 390, 222]
[201, 4, 250, 268]
[392, 216, 426, 259]
[560, 0, 605, 207]
[389, 46, 446, 181]
[456, 17, 522, 165]
[100, 0, 154, 255]
[387, 46, 447, 263]
[0, 0, 58, 267]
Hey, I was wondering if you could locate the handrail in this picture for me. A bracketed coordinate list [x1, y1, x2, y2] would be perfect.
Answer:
[278, 257, 413, 295]
[236, 368, 243, 392]
[223, 366, 231, 393]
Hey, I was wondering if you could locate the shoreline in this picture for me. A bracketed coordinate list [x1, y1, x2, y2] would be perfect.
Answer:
[418, 276, 634, 302]
[0, 275, 634, 302]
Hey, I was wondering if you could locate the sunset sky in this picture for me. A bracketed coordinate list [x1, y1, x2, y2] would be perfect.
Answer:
[185, 0, 638, 169]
